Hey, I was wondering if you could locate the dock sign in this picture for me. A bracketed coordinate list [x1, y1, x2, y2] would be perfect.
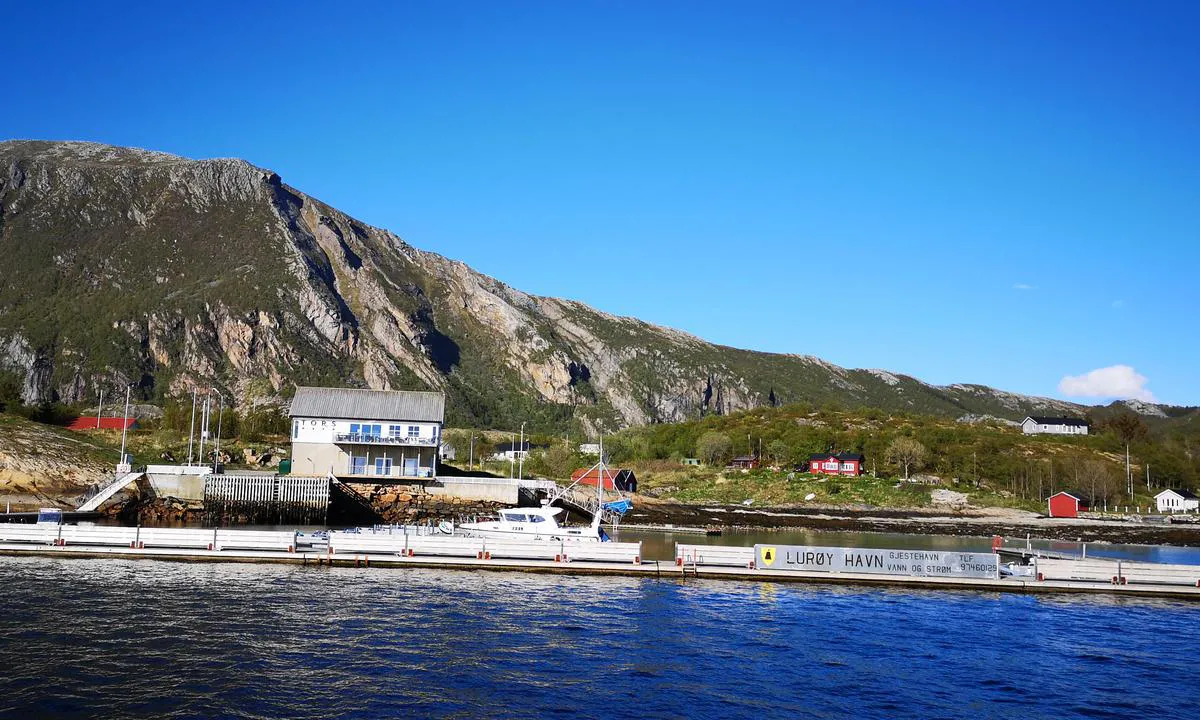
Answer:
[754, 545, 999, 579]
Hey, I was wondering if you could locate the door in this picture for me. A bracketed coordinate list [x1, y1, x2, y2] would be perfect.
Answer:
[375, 457, 393, 477]
[350, 455, 367, 475]
[403, 456, 419, 477]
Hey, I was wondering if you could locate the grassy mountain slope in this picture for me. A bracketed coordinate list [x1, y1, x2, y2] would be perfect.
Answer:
[0, 140, 1148, 432]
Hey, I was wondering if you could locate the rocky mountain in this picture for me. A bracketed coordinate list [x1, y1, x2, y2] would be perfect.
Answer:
[0, 140, 1095, 432]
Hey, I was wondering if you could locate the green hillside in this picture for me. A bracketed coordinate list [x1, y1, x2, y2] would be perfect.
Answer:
[600, 404, 1200, 509]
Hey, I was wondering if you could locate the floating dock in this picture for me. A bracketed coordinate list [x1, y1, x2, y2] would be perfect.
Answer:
[1, 526, 1198, 600]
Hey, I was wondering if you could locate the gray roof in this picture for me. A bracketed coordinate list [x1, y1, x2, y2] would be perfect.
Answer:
[1025, 416, 1090, 427]
[289, 387, 445, 423]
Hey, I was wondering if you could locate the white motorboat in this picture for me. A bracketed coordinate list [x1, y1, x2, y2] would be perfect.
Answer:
[456, 440, 631, 543]
[458, 505, 607, 543]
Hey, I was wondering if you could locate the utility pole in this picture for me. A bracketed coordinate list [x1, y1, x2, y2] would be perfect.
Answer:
[509, 432, 516, 479]
[1146, 464, 1150, 490]
[1126, 444, 1132, 497]
[469, 434, 475, 472]
[518, 422, 526, 480]
[95, 389, 104, 429]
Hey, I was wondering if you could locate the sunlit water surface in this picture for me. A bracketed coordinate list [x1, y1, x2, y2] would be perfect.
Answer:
[1, 555, 1197, 719]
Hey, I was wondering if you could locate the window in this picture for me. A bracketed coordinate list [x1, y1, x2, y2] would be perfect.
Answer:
[375, 457, 392, 476]
[389, 425, 403, 438]
[292, 421, 299, 439]
[348, 422, 382, 438]
[408, 425, 420, 438]
[503, 513, 528, 523]
[528, 515, 545, 524]
[350, 456, 367, 474]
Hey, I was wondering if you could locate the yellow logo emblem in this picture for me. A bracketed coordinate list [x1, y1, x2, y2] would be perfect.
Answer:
[760, 546, 776, 567]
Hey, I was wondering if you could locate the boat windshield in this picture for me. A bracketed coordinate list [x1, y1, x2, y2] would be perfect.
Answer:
[502, 513, 528, 523]
[528, 515, 545, 523]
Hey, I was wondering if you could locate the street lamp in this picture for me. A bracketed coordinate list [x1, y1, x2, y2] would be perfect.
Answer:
[118, 384, 132, 470]
[187, 388, 198, 465]
[210, 388, 224, 473]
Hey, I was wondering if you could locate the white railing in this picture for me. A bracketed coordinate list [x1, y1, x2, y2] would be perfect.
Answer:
[1035, 558, 1200, 587]
[436, 476, 558, 491]
[328, 530, 642, 564]
[0, 525, 297, 552]
[345, 465, 435, 479]
[335, 433, 437, 447]
[675, 544, 756, 568]
[145, 465, 214, 476]
[77, 471, 146, 512]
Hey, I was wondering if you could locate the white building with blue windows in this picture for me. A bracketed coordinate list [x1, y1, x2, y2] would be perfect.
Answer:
[289, 386, 445, 480]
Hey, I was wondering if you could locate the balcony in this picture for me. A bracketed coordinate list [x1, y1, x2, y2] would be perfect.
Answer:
[343, 464, 435, 480]
[334, 433, 437, 447]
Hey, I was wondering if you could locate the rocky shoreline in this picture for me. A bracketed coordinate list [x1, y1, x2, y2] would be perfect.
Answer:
[627, 500, 1200, 546]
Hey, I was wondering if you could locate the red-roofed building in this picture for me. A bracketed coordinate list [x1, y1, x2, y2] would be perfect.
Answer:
[571, 467, 637, 493]
[1047, 491, 1091, 518]
[66, 417, 138, 431]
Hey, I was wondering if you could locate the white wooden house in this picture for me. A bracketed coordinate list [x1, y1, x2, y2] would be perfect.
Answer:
[1155, 488, 1199, 513]
[1021, 416, 1090, 435]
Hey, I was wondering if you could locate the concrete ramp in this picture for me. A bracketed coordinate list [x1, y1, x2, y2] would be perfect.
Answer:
[77, 472, 145, 512]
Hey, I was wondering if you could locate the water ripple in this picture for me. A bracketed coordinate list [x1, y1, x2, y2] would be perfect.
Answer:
[1, 556, 1198, 719]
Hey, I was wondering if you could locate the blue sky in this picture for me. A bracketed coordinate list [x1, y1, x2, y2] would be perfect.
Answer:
[5, 2, 1198, 405]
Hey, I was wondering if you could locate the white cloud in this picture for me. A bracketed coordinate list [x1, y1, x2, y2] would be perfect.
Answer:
[1058, 365, 1156, 402]
[1013, 283, 1035, 290]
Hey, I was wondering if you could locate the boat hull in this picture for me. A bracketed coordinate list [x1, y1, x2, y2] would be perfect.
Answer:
[457, 525, 601, 543]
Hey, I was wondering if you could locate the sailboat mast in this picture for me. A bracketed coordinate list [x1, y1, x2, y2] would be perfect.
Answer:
[595, 436, 605, 530]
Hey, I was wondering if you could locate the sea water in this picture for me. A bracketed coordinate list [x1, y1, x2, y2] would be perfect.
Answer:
[0, 555, 1196, 719]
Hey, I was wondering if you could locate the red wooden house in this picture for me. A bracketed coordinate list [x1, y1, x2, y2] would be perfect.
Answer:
[1047, 491, 1091, 518]
[808, 452, 865, 477]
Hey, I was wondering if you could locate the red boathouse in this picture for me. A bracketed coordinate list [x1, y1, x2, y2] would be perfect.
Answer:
[571, 467, 637, 493]
[1047, 491, 1091, 518]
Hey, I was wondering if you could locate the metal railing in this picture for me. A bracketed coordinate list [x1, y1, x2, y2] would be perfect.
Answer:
[436, 476, 559, 490]
[334, 433, 437, 447]
[344, 465, 435, 479]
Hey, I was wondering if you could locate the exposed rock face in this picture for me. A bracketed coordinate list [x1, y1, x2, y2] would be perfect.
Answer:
[0, 418, 111, 509]
[348, 482, 507, 524]
[0, 140, 1088, 429]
